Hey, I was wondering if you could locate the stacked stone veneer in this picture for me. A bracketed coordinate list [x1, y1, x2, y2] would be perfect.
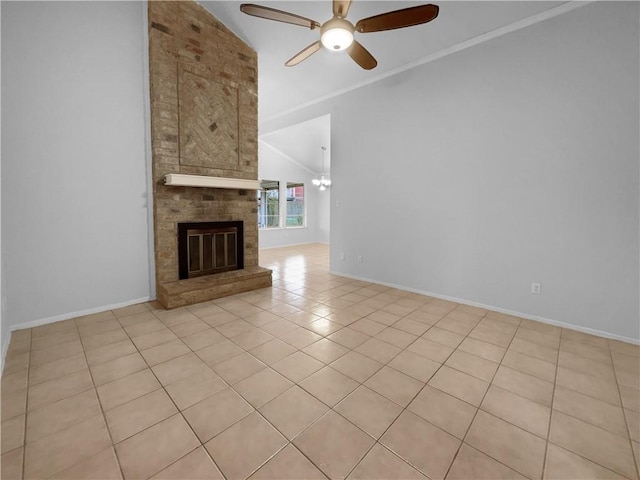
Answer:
[148, 0, 271, 308]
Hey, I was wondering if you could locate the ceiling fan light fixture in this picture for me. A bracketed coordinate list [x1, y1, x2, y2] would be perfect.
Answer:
[240, 2, 440, 69]
[320, 17, 354, 51]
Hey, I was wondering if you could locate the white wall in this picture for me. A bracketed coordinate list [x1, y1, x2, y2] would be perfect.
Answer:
[316, 183, 330, 244]
[1, 1, 153, 350]
[258, 141, 330, 249]
[262, 2, 640, 341]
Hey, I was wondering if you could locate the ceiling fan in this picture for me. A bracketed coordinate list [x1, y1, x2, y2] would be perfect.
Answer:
[239, 1, 439, 70]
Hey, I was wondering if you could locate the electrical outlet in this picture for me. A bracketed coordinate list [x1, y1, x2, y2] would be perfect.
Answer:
[2, 297, 7, 312]
[531, 283, 541, 295]
[335, 200, 341, 207]
[357, 255, 363, 264]
[340, 252, 345, 261]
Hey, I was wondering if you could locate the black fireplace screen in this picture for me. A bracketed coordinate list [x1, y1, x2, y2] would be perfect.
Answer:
[178, 221, 244, 279]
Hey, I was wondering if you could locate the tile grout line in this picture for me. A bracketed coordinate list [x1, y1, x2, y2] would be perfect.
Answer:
[20, 329, 34, 480]
[7, 247, 638, 480]
[537, 362, 629, 411]
[73, 316, 127, 480]
[139, 294, 346, 479]
[265, 292, 431, 479]
[98, 304, 630, 480]
[252, 251, 636, 476]
[540, 324, 563, 480]
[440, 314, 522, 480]
[212, 263, 352, 478]
[478, 331, 632, 425]
[163, 305, 296, 480]
[607, 339, 640, 479]
[223, 251, 638, 477]
[339, 306, 495, 479]
[297, 294, 544, 478]
[243, 318, 378, 473]
[117, 305, 232, 480]
[207, 284, 426, 478]
[62, 310, 188, 477]
[16, 318, 117, 479]
[531, 331, 636, 478]
[228, 279, 345, 479]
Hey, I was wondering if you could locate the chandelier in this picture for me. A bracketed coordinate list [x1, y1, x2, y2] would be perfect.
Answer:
[312, 146, 332, 191]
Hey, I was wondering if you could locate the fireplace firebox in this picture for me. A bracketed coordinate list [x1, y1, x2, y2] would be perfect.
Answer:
[178, 221, 244, 280]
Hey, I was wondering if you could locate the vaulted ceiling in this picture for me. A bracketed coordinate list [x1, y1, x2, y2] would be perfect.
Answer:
[260, 114, 332, 174]
[201, 1, 567, 121]
[201, 1, 571, 173]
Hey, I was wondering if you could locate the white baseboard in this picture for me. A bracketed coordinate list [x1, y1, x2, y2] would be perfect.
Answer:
[2, 296, 154, 374]
[0, 332, 11, 377]
[259, 241, 328, 251]
[330, 271, 640, 346]
[9, 296, 154, 332]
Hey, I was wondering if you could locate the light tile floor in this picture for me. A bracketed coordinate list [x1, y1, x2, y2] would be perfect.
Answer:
[1, 243, 639, 479]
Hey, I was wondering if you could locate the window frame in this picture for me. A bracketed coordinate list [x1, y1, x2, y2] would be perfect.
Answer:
[257, 180, 281, 229]
[285, 181, 306, 228]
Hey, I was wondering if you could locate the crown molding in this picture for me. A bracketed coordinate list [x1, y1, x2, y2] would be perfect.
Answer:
[261, 1, 593, 125]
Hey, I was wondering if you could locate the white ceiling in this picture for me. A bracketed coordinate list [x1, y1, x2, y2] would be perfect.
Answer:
[260, 114, 332, 174]
[201, 1, 567, 121]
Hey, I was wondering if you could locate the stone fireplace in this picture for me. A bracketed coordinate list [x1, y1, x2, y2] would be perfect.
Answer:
[148, 1, 272, 309]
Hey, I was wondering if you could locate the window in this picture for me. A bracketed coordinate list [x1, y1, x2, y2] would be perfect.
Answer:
[286, 182, 305, 227]
[258, 180, 280, 228]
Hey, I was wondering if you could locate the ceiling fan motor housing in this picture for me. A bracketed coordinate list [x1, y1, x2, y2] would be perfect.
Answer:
[321, 17, 355, 51]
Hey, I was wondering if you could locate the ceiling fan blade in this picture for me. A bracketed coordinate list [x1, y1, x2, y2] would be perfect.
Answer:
[333, 0, 352, 18]
[285, 41, 321, 67]
[347, 41, 377, 70]
[240, 4, 321, 30]
[355, 4, 439, 33]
